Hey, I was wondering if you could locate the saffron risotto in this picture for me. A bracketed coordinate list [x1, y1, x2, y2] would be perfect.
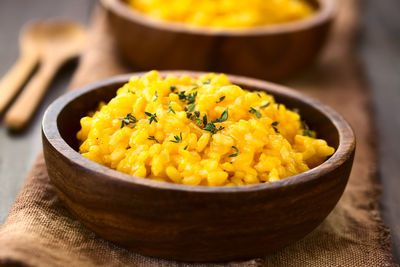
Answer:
[127, 0, 315, 28]
[77, 71, 334, 186]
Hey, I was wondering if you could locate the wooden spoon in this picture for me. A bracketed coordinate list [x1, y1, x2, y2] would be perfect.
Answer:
[0, 22, 43, 115]
[4, 21, 86, 131]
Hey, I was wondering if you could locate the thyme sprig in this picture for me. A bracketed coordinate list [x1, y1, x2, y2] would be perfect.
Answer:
[145, 111, 158, 124]
[260, 102, 270, 108]
[214, 108, 229, 123]
[153, 91, 158, 102]
[249, 107, 262, 118]
[216, 96, 225, 103]
[174, 90, 198, 104]
[147, 136, 160, 143]
[229, 146, 240, 157]
[119, 113, 137, 128]
[170, 132, 183, 143]
[271, 121, 280, 133]
[167, 101, 176, 114]
[302, 121, 313, 137]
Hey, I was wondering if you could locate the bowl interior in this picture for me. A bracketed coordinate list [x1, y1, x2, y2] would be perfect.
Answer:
[57, 76, 339, 156]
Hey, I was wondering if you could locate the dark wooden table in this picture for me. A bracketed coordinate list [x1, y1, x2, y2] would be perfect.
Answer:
[0, 0, 398, 263]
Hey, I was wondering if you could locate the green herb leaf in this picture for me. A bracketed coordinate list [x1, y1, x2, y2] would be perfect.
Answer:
[214, 108, 228, 123]
[148, 136, 160, 143]
[170, 132, 183, 143]
[260, 102, 270, 108]
[153, 91, 158, 102]
[216, 96, 225, 103]
[202, 114, 208, 127]
[167, 101, 176, 114]
[203, 121, 224, 134]
[186, 91, 197, 104]
[302, 121, 313, 137]
[257, 92, 262, 98]
[271, 121, 280, 133]
[184, 145, 188, 150]
[119, 113, 137, 128]
[186, 104, 195, 112]
[145, 111, 158, 124]
[170, 85, 176, 92]
[249, 107, 262, 118]
[229, 146, 240, 157]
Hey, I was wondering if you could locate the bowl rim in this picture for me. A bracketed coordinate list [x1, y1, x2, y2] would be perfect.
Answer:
[100, 0, 337, 37]
[42, 71, 355, 193]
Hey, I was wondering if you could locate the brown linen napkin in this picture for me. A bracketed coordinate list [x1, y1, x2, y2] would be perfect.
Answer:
[0, 0, 396, 266]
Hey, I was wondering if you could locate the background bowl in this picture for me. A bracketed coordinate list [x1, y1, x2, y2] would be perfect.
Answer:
[101, 0, 336, 81]
[42, 71, 355, 262]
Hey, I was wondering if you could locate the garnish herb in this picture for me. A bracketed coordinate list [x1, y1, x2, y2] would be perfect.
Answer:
[214, 108, 228, 123]
[203, 121, 224, 134]
[153, 91, 158, 102]
[174, 90, 197, 104]
[216, 96, 225, 103]
[185, 104, 196, 119]
[191, 110, 202, 125]
[271, 121, 280, 133]
[184, 145, 188, 150]
[176, 91, 186, 101]
[147, 136, 160, 143]
[186, 91, 197, 104]
[186, 104, 196, 112]
[302, 121, 313, 137]
[119, 113, 137, 128]
[202, 114, 208, 127]
[170, 85, 176, 92]
[145, 111, 158, 124]
[229, 146, 240, 157]
[257, 92, 262, 98]
[170, 132, 183, 143]
[260, 102, 270, 108]
[167, 101, 176, 114]
[249, 107, 262, 118]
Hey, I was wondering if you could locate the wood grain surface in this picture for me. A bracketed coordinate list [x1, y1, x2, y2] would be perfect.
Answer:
[42, 72, 355, 261]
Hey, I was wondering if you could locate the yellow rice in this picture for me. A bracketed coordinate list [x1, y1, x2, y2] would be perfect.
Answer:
[77, 71, 334, 186]
[128, 0, 315, 28]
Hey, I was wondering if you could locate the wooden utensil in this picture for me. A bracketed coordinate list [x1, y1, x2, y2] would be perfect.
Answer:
[4, 21, 86, 131]
[0, 22, 43, 115]
[42, 71, 355, 262]
[101, 0, 336, 81]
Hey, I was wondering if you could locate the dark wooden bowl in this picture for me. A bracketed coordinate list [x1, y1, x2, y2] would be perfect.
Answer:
[101, 0, 336, 81]
[42, 71, 355, 262]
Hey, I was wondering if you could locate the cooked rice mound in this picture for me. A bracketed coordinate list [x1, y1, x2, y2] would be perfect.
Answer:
[128, 0, 314, 28]
[77, 71, 334, 186]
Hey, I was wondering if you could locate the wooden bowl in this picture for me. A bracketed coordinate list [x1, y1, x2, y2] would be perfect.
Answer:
[101, 0, 336, 81]
[42, 71, 355, 262]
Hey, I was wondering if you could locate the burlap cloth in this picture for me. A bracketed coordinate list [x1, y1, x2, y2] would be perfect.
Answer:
[0, 0, 396, 266]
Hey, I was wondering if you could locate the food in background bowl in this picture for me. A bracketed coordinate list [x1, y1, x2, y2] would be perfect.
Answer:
[77, 71, 334, 186]
[127, 0, 315, 28]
